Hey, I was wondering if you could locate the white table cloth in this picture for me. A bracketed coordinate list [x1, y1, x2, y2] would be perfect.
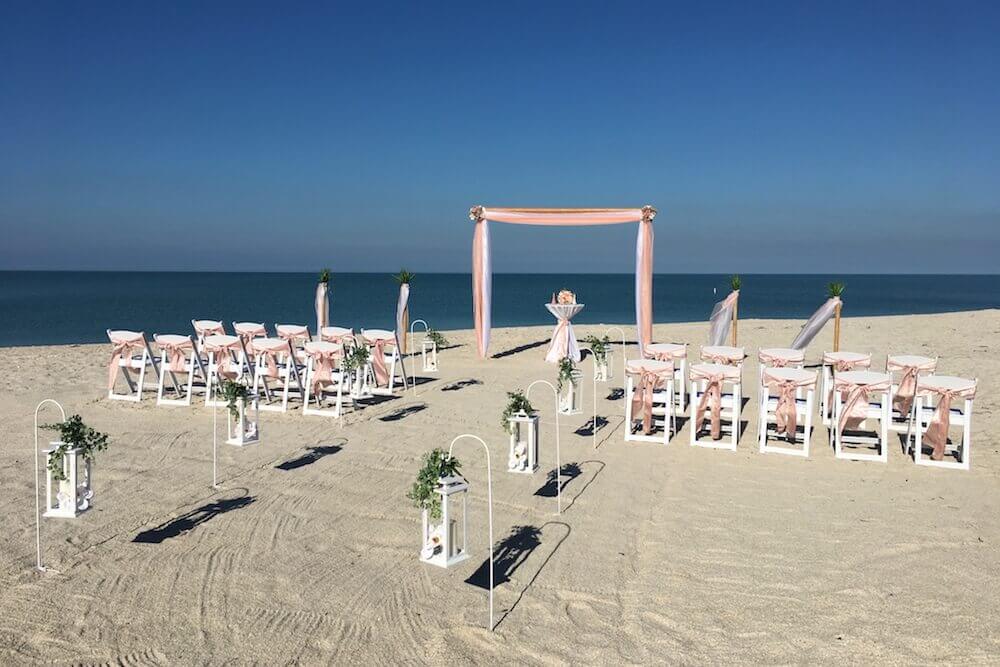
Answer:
[544, 303, 584, 363]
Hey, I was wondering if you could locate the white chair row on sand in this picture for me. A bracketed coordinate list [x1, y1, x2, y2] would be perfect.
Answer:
[621, 344, 976, 470]
[107, 321, 416, 417]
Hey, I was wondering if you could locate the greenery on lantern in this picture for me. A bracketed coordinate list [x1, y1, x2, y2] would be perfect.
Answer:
[827, 281, 846, 298]
[342, 344, 371, 373]
[43, 415, 110, 482]
[318, 268, 330, 284]
[426, 329, 449, 348]
[556, 357, 576, 391]
[393, 268, 414, 284]
[407, 449, 462, 521]
[220, 379, 252, 420]
[730, 274, 742, 291]
[501, 390, 535, 433]
[584, 334, 611, 364]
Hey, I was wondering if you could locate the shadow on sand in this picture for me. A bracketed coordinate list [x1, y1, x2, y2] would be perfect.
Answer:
[276, 442, 345, 471]
[379, 403, 427, 422]
[491, 339, 549, 359]
[441, 379, 482, 392]
[133, 494, 255, 544]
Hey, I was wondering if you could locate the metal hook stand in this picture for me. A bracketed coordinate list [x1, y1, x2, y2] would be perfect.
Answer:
[33, 398, 66, 572]
[526, 381, 562, 515]
[409, 319, 430, 395]
[447, 434, 495, 632]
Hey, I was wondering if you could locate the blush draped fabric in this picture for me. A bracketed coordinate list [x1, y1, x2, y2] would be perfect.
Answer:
[919, 377, 976, 460]
[887, 356, 937, 416]
[471, 206, 655, 358]
[626, 361, 674, 434]
[763, 369, 816, 442]
[691, 363, 740, 439]
[108, 331, 146, 389]
[708, 291, 739, 347]
[834, 375, 891, 433]
[791, 297, 842, 350]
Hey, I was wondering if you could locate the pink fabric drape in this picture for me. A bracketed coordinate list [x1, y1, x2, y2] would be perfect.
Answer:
[368, 337, 390, 387]
[235, 323, 267, 354]
[887, 356, 937, 416]
[470, 205, 655, 358]
[157, 336, 193, 373]
[627, 362, 673, 434]
[204, 337, 240, 379]
[193, 320, 225, 338]
[759, 348, 804, 367]
[691, 364, 740, 439]
[824, 353, 872, 408]
[307, 346, 341, 392]
[108, 331, 145, 389]
[644, 343, 687, 362]
[701, 347, 744, 365]
[835, 375, 891, 434]
[763, 369, 816, 442]
[919, 379, 976, 460]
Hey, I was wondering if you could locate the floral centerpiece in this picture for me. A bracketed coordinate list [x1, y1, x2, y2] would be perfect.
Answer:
[554, 289, 577, 305]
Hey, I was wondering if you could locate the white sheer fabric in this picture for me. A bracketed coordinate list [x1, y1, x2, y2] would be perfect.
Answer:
[790, 297, 841, 350]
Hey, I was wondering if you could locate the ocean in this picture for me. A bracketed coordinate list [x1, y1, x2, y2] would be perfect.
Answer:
[0, 272, 997, 347]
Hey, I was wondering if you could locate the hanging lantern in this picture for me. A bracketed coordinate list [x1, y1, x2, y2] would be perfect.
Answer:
[419, 475, 470, 568]
[558, 370, 583, 415]
[421, 339, 438, 373]
[43, 444, 93, 518]
[507, 412, 539, 474]
[226, 394, 260, 446]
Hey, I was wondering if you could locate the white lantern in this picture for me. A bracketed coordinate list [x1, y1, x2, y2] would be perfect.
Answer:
[558, 370, 583, 415]
[595, 354, 612, 382]
[226, 395, 260, 446]
[420, 475, 470, 568]
[43, 444, 93, 518]
[507, 412, 539, 474]
[421, 339, 438, 373]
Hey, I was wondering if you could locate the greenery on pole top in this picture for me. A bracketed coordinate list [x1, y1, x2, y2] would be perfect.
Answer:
[42, 415, 110, 481]
[220, 379, 252, 420]
[426, 329, 449, 348]
[394, 268, 415, 284]
[318, 268, 331, 284]
[556, 357, 576, 392]
[729, 274, 742, 291]
[407, 448, 462, 520]
[827, 281, 846, 298]
[584, 334, 611, 364]
[501, 390, 534, 433]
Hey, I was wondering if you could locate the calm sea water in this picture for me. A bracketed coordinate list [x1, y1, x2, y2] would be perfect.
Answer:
[0, 272, 997, 347]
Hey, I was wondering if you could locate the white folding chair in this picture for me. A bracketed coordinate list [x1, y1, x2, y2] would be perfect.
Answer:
[689, 362, 742, 451]
[251, 337, 305, 412]
[192, 319, 226, 348]
[233, 322, 268, 379]
[624, 359, 676, 445]
[361, 329, 404, 395]
[302, 341, 347, 417]
[912, 376, 976, 471]
[820, 351, 872, 426]
[832, 370, 891, 463]
[885, 354, 937, 436]
[154, 334, 207, 406]
[202, 334, 245, 407]
[700, 345, 745, 368]
[644, 342, 687, 411]
[758, 367, 816, 457]
[276, 323, 312, 363]
[107, 330, 161, 402]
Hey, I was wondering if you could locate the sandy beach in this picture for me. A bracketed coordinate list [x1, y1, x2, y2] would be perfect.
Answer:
[1, 311, 998, 664]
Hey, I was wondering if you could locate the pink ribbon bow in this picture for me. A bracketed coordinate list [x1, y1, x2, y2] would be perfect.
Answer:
[108, 333, 144, 389]
[206, 342, 238, 379]
[920, 382, 976, 461]
[694, 373, 727, 439]
[161, 340, 192, 373]
[370, 338, 390, 387]
[310, 348, 341, 392]
[835, 377, 890, 434]
[628, 365, 672, 434]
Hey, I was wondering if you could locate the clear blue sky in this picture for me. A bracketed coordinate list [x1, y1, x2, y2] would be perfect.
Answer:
[2, 1, 998, 273]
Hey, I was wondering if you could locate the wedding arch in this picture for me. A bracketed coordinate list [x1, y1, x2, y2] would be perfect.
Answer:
[469, 205, 657, 359]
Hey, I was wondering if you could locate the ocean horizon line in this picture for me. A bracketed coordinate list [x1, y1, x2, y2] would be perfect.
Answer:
[2, 269, 998, 277]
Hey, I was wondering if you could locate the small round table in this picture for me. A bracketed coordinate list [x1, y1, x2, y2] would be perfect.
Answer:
[544, 303, 584, 363]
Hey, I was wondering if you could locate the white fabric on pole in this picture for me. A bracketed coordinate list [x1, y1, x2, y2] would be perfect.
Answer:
[790, 297, 841, 350]
[481, 221, 492, 354]
[396, 283, 410, 337]
[708, 291, 738, 346]
[315, 282, 329, 336]
[634, 226, 645, 356]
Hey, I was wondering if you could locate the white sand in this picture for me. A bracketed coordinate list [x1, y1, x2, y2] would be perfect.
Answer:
[1, 312, 998, 664]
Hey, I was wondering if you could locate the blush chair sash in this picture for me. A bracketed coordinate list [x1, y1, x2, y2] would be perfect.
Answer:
[834, 375, 891, 434]
[918, 377, 977, 461]
[691, 363, 740, 439]
[763, 368, 816, 441]
[156, 334, 194, 373]
[108, 330, 146, 389]
[887, 355, 937, 416]
[626, 360, 674, 434]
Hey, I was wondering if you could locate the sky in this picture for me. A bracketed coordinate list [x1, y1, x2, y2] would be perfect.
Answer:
[1, 1, 998, 273]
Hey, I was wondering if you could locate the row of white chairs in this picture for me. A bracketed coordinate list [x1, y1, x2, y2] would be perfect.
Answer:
[621, 344, 976, 470]
[107, 322, 407, 418]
